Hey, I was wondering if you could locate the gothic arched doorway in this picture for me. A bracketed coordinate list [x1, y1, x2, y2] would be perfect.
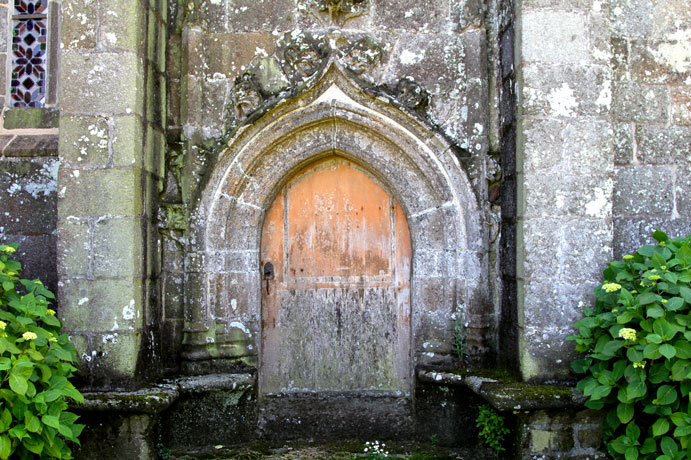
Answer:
[260, 158, 412, 396]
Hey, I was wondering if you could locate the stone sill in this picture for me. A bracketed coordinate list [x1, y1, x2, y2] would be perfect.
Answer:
[3, 107, 59, 130]
[416, 368, 586, 412]
[0, 133, 58, 157]
[77, 373, 255, 414]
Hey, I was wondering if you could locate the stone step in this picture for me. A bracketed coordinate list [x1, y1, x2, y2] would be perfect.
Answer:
[163, 440, 499, 460]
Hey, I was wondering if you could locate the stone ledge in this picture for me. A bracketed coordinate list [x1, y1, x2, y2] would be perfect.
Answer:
[417, 368, 586, 411]
[79, 383, 179, 414]
[172, 372, 255, 394]
[75, 373, 255, 414]
[0, 134, 59, 157]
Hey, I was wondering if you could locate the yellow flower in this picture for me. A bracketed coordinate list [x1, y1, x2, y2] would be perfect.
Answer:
[633, 361, 646, 369]
[649, 275, 661, 281]
[49, 337, 57, 343]
[1, 246, 15, 254]
[46, 309, 56, 316]
[623, 255, 634, 260]
[618, 328, 637, 341]
[662, 299, 668, 304]
[21, 332, 37, 341]
[0, 321, 6, 330]
[602, 283, 622, 293]
[661, 266, 667, 270]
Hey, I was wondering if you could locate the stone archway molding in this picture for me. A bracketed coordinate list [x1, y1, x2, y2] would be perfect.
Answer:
[181, 62, 488, 374]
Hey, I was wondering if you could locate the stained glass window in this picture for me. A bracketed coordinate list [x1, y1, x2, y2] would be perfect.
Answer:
[11, 0, 48, 107]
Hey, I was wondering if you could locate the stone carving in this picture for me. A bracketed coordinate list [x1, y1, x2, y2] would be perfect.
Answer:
[305, 0, 370, 26]
[341, 37, 382, 76]
[158, 204, 188, 245]
[281, 34, 326, 82]
[231, 73, 264, 121]
[396, 77, 429, 111]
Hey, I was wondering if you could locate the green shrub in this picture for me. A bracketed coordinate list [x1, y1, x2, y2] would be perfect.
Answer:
[0, 244, 84, 459]
[475, 404, 509, 455]
[569, 231, 691, 459]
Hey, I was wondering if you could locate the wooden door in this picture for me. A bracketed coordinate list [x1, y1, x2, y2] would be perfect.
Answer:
[260, 158, 411, 395]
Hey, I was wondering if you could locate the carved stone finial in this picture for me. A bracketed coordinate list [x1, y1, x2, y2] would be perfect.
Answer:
[341, 37, 382, 76]
[396, 77, 430, 111]
[231, 73, 264, 121]
[281, 34, 327, 82]
[305, 0, 370, 27]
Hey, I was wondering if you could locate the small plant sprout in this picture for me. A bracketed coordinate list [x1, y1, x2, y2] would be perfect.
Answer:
[452, 306, 470, 369]
[476, 404, 510, 456]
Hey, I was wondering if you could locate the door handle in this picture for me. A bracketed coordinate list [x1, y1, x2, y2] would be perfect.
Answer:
[263, 262, 274, 294]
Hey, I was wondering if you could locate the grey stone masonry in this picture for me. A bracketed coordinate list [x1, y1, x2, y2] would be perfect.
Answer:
[516, 0, 615, 381]
[516, 0, 691, 382]
[57, 0, 168, 390]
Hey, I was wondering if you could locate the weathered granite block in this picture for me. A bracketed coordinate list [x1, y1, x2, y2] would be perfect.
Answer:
[630, 39, 691, 85]
[672, 85, 691, 125]
[521, 11, 590, 64]
[100, 0, 147, 50]
[612, 81, 669, 123]
[611, 0, 653, 38]
[613, 122, 634, 165]
[61, 0, 98, 50]
[92, 218, 144, 278]
[58, 168, 143, 217]
[111, 115, 145, 167]
[59, 278, 145, 332]
[56, 217, 91, 276]
[637, 125, 691, 164]
[613, 165, 674, 215]
[59, 115, 110, 166]
[60, 51, 144, 115]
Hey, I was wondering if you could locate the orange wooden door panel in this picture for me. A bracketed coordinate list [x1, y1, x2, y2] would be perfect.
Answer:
[260, 159, 411, 394]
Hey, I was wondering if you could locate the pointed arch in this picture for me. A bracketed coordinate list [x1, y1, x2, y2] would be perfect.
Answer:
[182, 64, 488, 371]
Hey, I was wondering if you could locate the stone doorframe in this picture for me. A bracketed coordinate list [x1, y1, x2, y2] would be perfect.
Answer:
[180, 63, 489, 376]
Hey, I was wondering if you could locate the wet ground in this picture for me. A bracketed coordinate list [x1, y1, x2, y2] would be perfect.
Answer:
[165, 440, 498, 460]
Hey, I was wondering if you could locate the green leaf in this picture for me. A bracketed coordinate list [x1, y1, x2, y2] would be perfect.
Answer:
[591, 385, 612, 400]
[24, 412, 40, 433]
[627, 380, 647, 400]
[640, 292, 659, 305]
[661, 436, 678, 457]
[681, 287, 691, 303]
[0, 410, 11, 434]
[653, 418, 670, 436]
[627, 348, 644, 362]
[638, 245, 656, 257]
[641, 437, 657, 454]
[625, 446, 638, 460]
[667, 297, 685, 311]
[647, 305, 665, 318]
[654, 318, 680, 341]
[618, 403, 635, 424]
[644, 343, 662, 360]
[660, 344, 677, 359]
[22, 436, 43, 455]
[41, 415, 60, 429]
[0, 435, 10, 460]
[1, 282, 12, 291]
[603, 340, 626, 356]
[674, 425, 691, 437]
[9, 374, 27, 396]
[647, 334, 663, 344]
[656, 385, 678, 405]
[654, 230, 669, 243]
[671, 359, 691, 381]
